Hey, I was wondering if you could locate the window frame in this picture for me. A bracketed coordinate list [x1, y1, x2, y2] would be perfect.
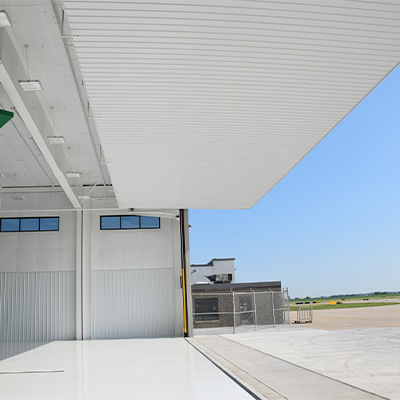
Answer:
[100, 215, 161, 231]
[20, 217, 40, 232]
[0, 218, 20, 232]
[140, 216, 161, 229]
[100, 215, 122, 230]
[121, 215, 140, 230]
[0, 217, 60, 233]
[39, 217, 60, 232]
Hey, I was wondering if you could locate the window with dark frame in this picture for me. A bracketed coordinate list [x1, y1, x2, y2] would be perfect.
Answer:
[39, 217, 59, 231]
[0, 218, 19, 232]
[0, 217, 59, 232]
[100, 215, 160, 230]
[121, 215, 140, 229]
[194, 298, 219, 322]
[140, 216, 160, 229]
[20, 218, 39, 232]
[101, 216, 120, 230]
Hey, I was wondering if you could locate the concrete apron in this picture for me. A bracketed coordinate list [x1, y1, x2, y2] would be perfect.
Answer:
[188, 335, 385, 400]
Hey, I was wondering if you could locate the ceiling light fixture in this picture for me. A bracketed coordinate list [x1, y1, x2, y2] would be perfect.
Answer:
[66, 171, 81, 178]
[18, 45, 43, 92]
[0, 173, 5, 179]
[18, 80, 43, 91]
[78, 195, 90, 200]
[47, 136, 65, 144]
[47, 106, 65, 144]
[65, 147, 80, 177]
[0, 10, 12, 27]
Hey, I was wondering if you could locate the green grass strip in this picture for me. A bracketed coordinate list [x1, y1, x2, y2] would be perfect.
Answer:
[289, 302, 400, 312]
[290, 293, 400, 303]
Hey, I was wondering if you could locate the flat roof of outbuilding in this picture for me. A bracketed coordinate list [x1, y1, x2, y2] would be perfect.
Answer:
[192, 281, 281, 291]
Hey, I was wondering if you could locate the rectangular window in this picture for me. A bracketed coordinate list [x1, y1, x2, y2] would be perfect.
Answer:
[140, 216, 160, 229]
[0, 218, 20, 232]
[0, 217, 59, 232]
[194, 298, 219, 322]
[121, 216, 139, 229]
[101, 216, 121, 230]
[100, 215, 160, 230]
[20, 218, 40, 231]
[39, 217, 59, 231]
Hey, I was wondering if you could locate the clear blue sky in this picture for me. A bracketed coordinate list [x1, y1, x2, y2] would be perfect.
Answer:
[189, 65, 400, 299]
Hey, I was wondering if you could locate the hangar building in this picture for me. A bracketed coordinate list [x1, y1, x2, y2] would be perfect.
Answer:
[0, 1, 399, 342]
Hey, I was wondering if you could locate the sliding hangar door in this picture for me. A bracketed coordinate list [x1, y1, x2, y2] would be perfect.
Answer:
[0, 210, 186, 341]
[90, 212, 184, 340]
[0, 212, 76, 341]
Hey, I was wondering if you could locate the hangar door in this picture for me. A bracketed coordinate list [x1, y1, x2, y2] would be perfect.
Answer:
[90, 213, 180, 339]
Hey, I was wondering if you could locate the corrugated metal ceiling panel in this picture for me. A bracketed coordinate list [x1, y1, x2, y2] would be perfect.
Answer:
[63, 0, 400, 209]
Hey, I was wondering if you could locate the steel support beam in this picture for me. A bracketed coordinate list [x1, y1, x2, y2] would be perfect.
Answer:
[0, 62, 81, 209]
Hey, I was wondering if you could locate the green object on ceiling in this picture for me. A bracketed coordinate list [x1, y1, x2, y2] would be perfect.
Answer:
[0, 109, 13, 129]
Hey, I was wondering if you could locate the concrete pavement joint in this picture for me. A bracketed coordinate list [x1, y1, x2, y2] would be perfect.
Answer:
[222, 335, 390, 400]
[186, 338, 268, 400]
[188, 337, 289, 400]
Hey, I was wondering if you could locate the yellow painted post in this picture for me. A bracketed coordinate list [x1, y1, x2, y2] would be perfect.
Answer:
[182, 268, 187, 334]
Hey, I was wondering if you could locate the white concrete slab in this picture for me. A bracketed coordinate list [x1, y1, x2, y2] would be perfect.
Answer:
[223, 326, 400, 400]
[191, 335, 385, 400]
[0, 338, 255, 400]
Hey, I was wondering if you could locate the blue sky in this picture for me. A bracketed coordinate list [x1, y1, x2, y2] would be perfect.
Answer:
[189, 65, 400, 298]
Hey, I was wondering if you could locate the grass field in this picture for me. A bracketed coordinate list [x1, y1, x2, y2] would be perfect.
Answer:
[290, 293, 400, 304]
[289, 302, 400, 312]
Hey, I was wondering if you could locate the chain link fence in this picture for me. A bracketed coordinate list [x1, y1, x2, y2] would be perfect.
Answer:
[192, 288, 290, 335]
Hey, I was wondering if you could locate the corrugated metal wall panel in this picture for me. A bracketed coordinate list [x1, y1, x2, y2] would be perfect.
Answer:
[0, 272, 76, 341]
[92, 269, 175, 339]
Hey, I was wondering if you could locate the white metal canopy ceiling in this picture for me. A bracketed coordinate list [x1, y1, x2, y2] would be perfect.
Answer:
[62, 0, 400, 209]
[3, 1, 400, 211]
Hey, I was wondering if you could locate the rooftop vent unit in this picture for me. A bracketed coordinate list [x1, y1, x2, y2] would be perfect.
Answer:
[206, 274, 232, 284]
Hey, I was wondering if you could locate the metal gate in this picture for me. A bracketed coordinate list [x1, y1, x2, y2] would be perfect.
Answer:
[193, 288, 290, 335]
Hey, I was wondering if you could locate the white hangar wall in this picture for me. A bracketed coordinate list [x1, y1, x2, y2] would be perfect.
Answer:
[0, 211, 76, 341]
[0, 207, 184, 341]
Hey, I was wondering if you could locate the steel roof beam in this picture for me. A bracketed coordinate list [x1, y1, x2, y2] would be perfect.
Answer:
[0, 30, 81, 209]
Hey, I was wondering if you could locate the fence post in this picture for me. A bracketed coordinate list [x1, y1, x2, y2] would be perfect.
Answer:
[250, 288, 257, 331]
[269, 288, 275, 327]
[285, 288, 291, 325]
[231, 289, 236, 334]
